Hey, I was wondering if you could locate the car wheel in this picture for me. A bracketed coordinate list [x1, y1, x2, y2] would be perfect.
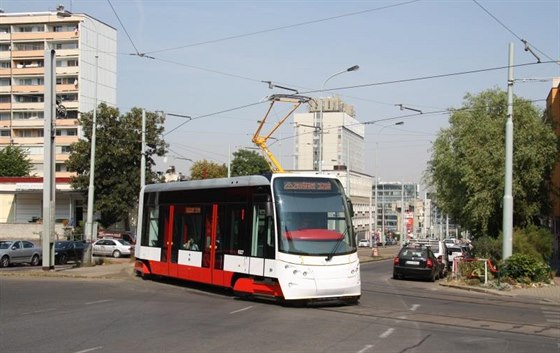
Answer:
[59, 254, 68, 265]
[1, 256, 9, 268]
[30, 255, 40, 266]
[112, 250, 121, 258]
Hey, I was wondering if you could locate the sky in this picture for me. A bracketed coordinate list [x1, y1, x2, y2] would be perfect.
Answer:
[2, 0, 559, 187]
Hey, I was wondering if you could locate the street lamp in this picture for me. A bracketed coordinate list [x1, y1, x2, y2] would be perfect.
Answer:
[318, 65, 359, 173]
[373, 121, 404, 246]
[84, 16, 99, 244]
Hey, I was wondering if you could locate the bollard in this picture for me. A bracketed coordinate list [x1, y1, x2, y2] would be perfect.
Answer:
[371, 247, 379, 257]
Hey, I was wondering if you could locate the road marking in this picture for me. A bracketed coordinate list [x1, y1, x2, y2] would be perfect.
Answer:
[410, 304, 420, 311]
[74, 347, 103, 353]
[356, 344, 373, 353]
[85, 299, 113, 305]
[379, 328, 394, 338]
[230, 306, 254, 314]
[21, 308, 55, 316]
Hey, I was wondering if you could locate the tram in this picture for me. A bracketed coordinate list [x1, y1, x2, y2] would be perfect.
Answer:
[134, 173, 361, 303]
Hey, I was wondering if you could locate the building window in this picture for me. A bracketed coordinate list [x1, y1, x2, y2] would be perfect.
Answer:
[13, 111, 44, 120]
[55, 128, 77, 136]
[0, 130, 10, 137]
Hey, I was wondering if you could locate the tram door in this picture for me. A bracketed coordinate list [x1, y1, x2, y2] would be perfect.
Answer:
[166, 204, 223, 285]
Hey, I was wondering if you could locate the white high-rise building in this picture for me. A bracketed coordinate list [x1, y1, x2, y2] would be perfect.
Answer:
[0, 9, 117, 177]
[293, 96, 372, 237]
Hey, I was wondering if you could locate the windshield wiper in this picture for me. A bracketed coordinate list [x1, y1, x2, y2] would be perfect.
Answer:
[325, 226, 350, 262]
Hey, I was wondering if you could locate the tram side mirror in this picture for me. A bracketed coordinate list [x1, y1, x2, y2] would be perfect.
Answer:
[347, 199, 354, 217]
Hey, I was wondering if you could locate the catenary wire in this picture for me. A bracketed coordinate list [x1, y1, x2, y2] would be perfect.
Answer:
[141, 0, 421, 55]
[472, 0, 559, 65]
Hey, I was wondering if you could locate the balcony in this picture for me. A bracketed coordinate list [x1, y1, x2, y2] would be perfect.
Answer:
[55, 48, 79, 57]
[11, 137, 43, 144]
[0, 68, 11, 76]
[0, 102, 11, 110]
[56, 83, 78, 93]
[12, 85, 44, 94]
[0, 51, 9, 60]
[0, 136, 11, 144]
[55, 118, 79, 127]
[0, 33, 9, 41]
[11, 32, 47, 41]
[0, 121, 10, 128]
[56, 67, 79, 76]
[55, 136, 79, 144]
[11, 119, 45, 128]
[0, 86, 10, 93]
[12, 67, 44, 76]
[12, 50, 44, 59]
[12, 102, 44, 110]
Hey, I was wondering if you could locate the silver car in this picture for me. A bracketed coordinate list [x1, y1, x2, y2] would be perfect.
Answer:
[92, 238, 132, 258]
[0, 240, 42, 267]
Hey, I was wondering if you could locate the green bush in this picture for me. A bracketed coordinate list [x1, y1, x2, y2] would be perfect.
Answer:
[472, 236, 501, 262]
[458, 260, 492, 280]
[501, 253, 552, 284]
[513, 226, 553, 262]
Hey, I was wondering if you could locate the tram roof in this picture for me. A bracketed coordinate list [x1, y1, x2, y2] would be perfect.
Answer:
[143, 175, 272, 193]
[143, 173, 340, 194]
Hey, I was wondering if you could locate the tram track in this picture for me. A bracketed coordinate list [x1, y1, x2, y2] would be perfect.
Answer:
[318, 301, 560, 339]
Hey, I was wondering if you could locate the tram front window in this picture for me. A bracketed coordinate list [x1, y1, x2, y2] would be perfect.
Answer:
[274, 178, 355, 257]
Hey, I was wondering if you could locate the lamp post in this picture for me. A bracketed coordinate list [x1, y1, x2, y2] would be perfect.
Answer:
[84, 16, 99, 246]
[318, 65, 359, 173]
[373, 121, 404, 246]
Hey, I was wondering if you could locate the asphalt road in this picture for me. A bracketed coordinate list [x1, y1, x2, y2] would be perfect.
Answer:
[1, 259, 558, 353]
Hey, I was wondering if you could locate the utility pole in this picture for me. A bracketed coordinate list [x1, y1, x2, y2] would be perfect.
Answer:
[141, 109, 146, 189]
[42, 48, 56, 270]
[502, 43, 514, 260]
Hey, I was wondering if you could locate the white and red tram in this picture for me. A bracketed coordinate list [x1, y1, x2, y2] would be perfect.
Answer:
[134, 174, 361, 303]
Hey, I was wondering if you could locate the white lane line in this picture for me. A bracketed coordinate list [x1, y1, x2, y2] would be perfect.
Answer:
[85, 299, 113, 305]
[547, 319, 560, 323]
[21, 308, 55, 316]
[356, 344, 373, 353]
[410, 304, 420, 311]
[379, 328, 395, 338]
[74, 346, 103, 353]
[229, 306, 254, 314]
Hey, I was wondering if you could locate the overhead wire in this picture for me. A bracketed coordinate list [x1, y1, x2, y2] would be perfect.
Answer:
[106, 0, 143, 57]
[140, 0, 421, 55]
[471, 0, 559, 65]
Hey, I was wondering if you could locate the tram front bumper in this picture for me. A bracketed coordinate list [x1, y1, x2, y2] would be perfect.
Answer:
[279, 263, 361, 300]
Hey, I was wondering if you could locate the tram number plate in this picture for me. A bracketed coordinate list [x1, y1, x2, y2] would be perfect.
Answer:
[406, 261, 419, 265]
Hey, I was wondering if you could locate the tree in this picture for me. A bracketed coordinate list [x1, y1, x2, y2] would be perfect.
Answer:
[425, 89, 558, 238]
[230, 149, 269, 176]
[190, 160, 227, 180]
[0, 145, 33, 177]
[66, 104, 167, 229]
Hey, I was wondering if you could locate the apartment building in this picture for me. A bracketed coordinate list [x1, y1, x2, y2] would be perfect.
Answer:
[0, 9, 117, 177]
[0, 9, 116, 235]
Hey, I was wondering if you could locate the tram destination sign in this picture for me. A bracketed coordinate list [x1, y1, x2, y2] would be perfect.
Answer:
[281, 180, 332, 191]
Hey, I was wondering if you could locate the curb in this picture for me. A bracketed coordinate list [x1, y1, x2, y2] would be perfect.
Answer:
[438, 282, 515, 297]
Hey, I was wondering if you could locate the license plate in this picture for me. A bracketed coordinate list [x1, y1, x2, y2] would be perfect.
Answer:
[407, 261, 419, 265]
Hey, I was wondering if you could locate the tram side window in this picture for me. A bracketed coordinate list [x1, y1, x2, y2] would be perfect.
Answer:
[176, 206, 203, 251]
[251, 203, 274, 259]
[141, 206, 165, 248]
[219, 204, 247, 257]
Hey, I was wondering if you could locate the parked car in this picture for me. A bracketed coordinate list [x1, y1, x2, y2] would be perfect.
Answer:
[92, 238, 133, 258]
[446, 245, 473, 269]
[54, 240, 86, 265]
[0, 240, 41, 267]
[358, 239, 370, 247]
[98, 230, 136, 244]
[393, 244, 444, 282]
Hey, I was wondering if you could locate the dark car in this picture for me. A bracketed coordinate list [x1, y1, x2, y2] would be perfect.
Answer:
[54, 240, 86, 265]
[393, 245, 443, 282]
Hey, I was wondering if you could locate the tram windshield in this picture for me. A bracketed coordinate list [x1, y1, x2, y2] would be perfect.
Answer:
[273, 177, 356, 256]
